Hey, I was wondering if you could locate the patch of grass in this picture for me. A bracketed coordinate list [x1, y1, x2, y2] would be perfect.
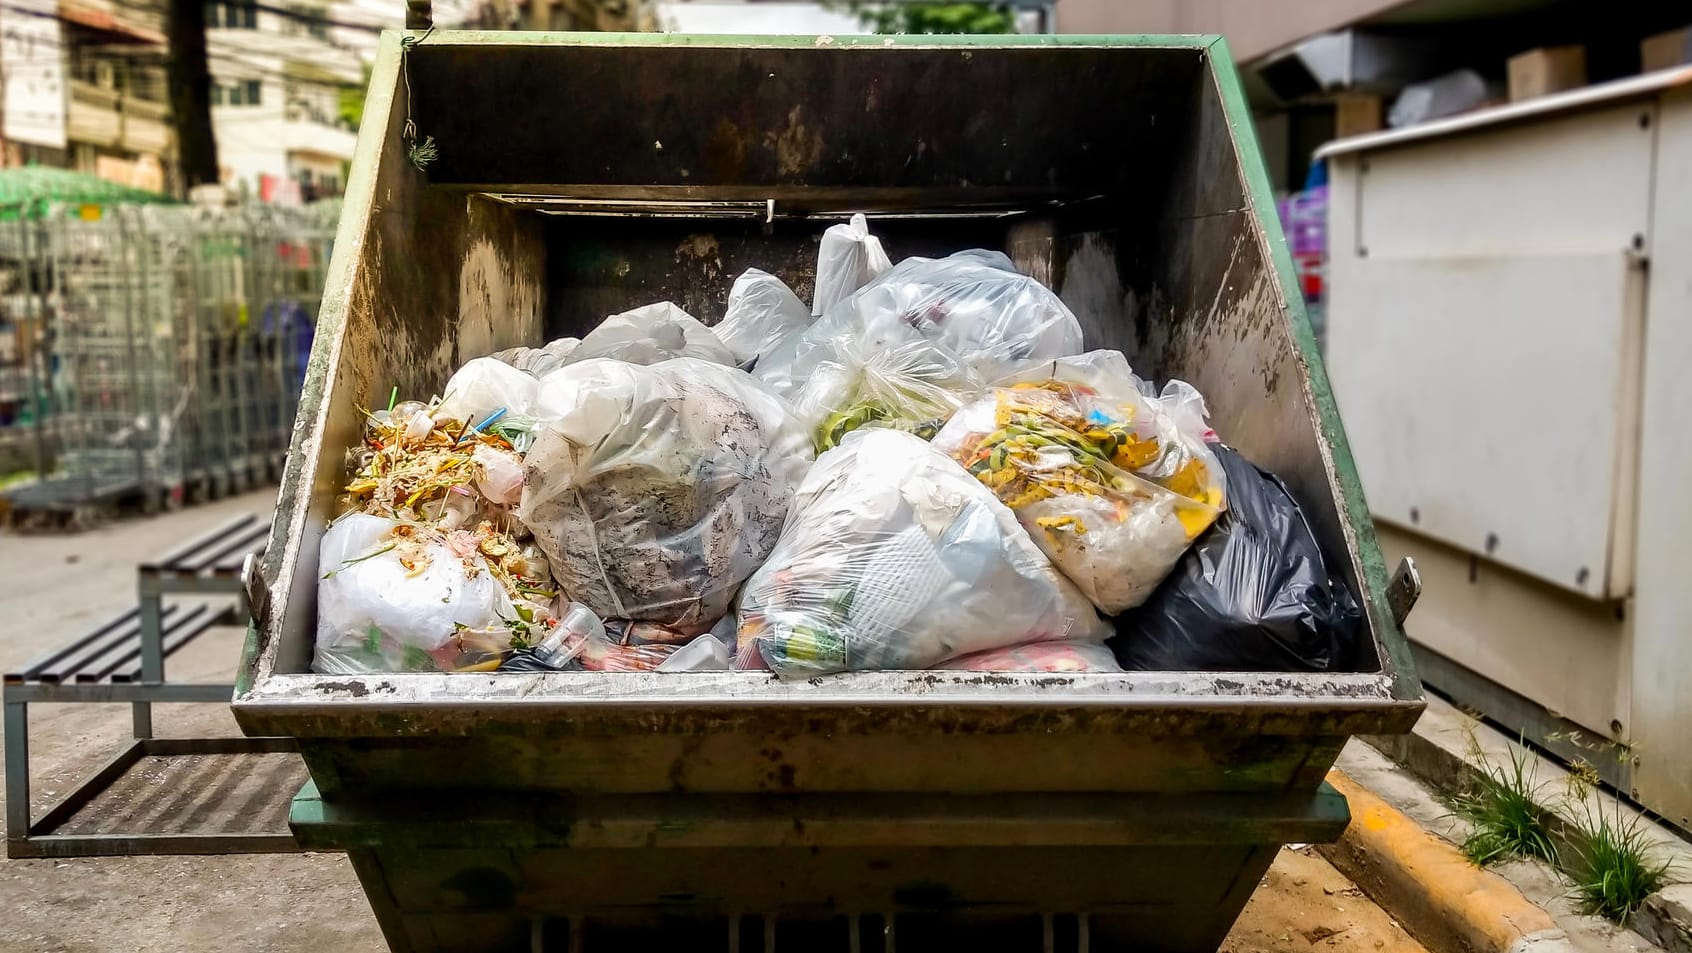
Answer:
[1565, 804, 1673, 923]
[1452, 744, 1559, 867]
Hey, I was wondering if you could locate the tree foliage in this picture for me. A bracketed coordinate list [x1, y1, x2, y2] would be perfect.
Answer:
[842, 3, 1016, 35]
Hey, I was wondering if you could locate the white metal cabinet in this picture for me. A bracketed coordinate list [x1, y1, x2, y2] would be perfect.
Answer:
[1321, 69, 1692, 829]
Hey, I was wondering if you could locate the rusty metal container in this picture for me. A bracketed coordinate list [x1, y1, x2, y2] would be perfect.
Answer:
[235, 31, 1424, 953]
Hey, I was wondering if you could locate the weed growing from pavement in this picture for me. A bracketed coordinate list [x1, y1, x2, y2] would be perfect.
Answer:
[1565, 802, 1673, 923]
[1452, 742, 1559, 867]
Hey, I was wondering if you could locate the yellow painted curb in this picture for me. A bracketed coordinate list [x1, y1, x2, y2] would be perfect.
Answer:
[1321, 770, 1560, 953]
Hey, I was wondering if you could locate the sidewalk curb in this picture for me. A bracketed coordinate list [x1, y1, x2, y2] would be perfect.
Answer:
[1320, 770, 1576, 953]
[1363, 700, 1692, 953]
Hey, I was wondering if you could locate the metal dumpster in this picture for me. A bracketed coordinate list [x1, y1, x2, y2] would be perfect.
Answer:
[234, 31, 1424, 953]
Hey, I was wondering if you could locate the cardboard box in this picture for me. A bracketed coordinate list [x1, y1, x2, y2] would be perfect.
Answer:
[1642, 27, 1691, 73]
[1334, 93, 1384, 139]
[1507, 46, 1587, 102]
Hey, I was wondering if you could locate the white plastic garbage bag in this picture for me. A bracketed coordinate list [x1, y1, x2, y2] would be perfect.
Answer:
[735, 428, 1110, 678]
[812, 213, 892, 317]
[434, 357, 538, 426]
[488, 336, 581, 376]
[931, 350, 1227, 614]
[712, 269, 811, 368]
[757, 249, 1085, 400]
[567, 302, 736, 367]
[314, 514, 519, 674]
[789, 335, 984, 452]
[519, 358, 813, 634]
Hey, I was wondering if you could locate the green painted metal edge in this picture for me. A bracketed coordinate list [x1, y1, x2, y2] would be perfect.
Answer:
[401, 29, 1219, 49]
[1202, 36, 1421, 702]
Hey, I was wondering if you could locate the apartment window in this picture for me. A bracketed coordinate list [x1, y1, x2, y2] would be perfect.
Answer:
[287, 5, 331, 40]
[219, 80, 262, 106]
[207, 2, 258, 29]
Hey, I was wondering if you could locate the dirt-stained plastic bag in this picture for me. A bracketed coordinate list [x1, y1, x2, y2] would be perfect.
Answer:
[934, 641, 1123, 673]
[735, 428, 1109, 678]
[812, 213, 892, 317]
[713, 269, 811, 368]
[1113, 446, 1363, 672]
[791, 337, 984, 452]
[757, 249, 1084, 400]
[314, 514, 520, 674]
[932, 351, 1226, 614]
[567, 302, 736, 367]
[434, 357, 539, 426]
[519, 358, 813, 634]
[489, 336, 581, 376]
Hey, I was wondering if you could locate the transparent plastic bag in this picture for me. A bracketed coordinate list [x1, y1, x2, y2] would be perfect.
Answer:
[757, 249, 1084, 400]
[932, 350, 1227, 614]
[812, 213, 892, 317]
[488, 336, 581, 376]
[567, 302, 736, 367]
[713, 269, 811, 368]
[519, 357, 813, 634]
[790, 336, 984, 452]
[314, 514, 519, 674]
[434, 357, 539, 426]
[1113, 446, 1363, 673]
[735, 428, 1109, 678]
[933, 641, 1123, 673]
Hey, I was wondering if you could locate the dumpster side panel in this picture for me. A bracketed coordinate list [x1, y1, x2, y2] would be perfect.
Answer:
[253, 35, 547, 679]
[291, 725, 1346, 798]
[1090, 40, 1414, 690]
[336, 845, 1284, 953]
[406, 42, 1203, 195]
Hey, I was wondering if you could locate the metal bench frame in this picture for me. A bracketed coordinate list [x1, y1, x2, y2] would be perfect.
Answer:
[4, 513, 299, 858]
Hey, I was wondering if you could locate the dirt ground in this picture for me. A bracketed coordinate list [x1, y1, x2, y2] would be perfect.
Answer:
[0, 493, 1427, 953]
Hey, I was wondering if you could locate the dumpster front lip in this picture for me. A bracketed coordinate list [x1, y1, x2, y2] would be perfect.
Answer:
[234, 669, 1423, 740]
[235, 669, 1416, 713]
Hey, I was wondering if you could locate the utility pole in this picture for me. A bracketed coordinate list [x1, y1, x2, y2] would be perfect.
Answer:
[167, 0, 219, 189]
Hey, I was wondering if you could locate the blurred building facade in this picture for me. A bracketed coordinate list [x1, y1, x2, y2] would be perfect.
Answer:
[206, 1, 363, 201]
[461, 0, 658, 31]
[2, 0, 173, 191]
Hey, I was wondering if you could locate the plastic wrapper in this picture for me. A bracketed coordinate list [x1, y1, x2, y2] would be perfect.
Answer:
[313, 514, 523, 674]
[712, 269, 811, 368]
[434, 357, 539, 426]
[735, 428, 1110, 678]
[1113, 446, 1363, 673]
[519, 357, 813, 634]
[932, 351, 1226, 614]
[812, 213, 892, 317]
[488, 336, 581, 376]
[566, 302, 736, 367]
[791, 337, 984, 452]
[934, 641, 1123, 674]
[757, 249, 1084, 401]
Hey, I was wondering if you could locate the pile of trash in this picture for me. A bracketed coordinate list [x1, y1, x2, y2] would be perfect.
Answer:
[314, 215, 1362, 678]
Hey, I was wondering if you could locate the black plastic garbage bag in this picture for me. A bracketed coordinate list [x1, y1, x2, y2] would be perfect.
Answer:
[1112, 445, 1363, 672]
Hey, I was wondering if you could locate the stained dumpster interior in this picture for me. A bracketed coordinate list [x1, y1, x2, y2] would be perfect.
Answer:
[266, 40, 1393, 681]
